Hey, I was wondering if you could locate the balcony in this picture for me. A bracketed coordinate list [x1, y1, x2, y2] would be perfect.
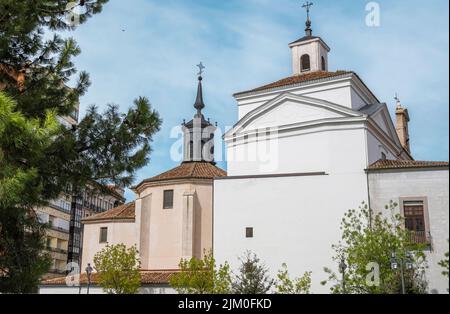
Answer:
[48, 201, 71, 214]
[407, 231, 430, 245]
[49, 225, 70, 234]
[47, 246, 68, 255]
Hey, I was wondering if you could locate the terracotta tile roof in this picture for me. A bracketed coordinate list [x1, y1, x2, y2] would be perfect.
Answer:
[82, 202, 135, 223]
[234, 71, 353, 96]
[40, 270, 179, 286]
[136, 162, 227, 187]
[368, 159, 449, 170]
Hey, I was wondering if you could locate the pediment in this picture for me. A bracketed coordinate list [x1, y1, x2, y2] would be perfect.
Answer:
[226, 93, 362, 137]
[369, 105, 401, 146]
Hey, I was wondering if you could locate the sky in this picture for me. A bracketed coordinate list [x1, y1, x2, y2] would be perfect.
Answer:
[67, 0, 449, 201]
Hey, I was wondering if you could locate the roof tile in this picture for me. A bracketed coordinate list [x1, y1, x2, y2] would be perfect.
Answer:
[138, 162, 227, 185]
[41, 270, 178, 286]
[234, 71, 353, 96]
[368, 159, 449, 170]
[82, 202, 135, 222]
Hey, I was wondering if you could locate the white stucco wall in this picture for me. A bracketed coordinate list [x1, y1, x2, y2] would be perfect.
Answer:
[227, 124, 368, 177]
[136, 181, 214, 270]
[368, 169, 450, 294]
[81, 221, 138, 271]
[214, 171, 370, 294]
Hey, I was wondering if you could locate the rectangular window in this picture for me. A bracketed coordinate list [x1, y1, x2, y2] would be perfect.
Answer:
[99, 227, 108, 243]
[163, 190, 174, 209]
[246, 227, 254, 238]
[403, 200, 428, 244]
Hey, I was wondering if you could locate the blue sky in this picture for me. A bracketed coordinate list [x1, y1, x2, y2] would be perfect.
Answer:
[68, 0, 449, 201]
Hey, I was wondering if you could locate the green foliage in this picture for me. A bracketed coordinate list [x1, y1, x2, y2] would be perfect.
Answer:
[322, 201, 428, 294]
[169, 251, 232, 294]
[232, 251, 274, 294]
[0, 92, 54, 292]
[93, 244, 141, 294]
[438, 245, 449, 278]
[0, 0, 161, 292]
[275, 263, 312, 294]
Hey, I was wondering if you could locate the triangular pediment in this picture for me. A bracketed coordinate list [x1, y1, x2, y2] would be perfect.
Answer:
[226, 93, 363, 137]
[368, 104, 402, 147]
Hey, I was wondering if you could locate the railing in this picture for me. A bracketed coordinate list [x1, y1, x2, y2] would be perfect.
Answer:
[407, 231, 429, 245]
[47, 246, 68, 254]
[49, 225, 70, 234]
[48, 201, 71, 214]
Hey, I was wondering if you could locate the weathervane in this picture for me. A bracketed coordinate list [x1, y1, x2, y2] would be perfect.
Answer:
[395, 93, 402, 108]
[197, 62, 205, 77]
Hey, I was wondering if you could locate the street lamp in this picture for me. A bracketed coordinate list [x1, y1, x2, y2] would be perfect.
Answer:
[85, 263, 93, 294]
[391, 251, 414, 294]
[339, 258, 347, 294]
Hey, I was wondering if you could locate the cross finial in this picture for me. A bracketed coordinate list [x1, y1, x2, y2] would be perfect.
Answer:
[197, 62, 205, 77]
[302, 1, 313, 21]
[302, 1, 313, 36]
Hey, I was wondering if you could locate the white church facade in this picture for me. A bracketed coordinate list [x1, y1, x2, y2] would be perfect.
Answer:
[40, 7, 449, 295]
[213, 13, 449, 293]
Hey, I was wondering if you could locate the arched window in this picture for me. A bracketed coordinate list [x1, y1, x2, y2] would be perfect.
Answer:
[300, 54, 310, 72]
[321, 56, 326, 71]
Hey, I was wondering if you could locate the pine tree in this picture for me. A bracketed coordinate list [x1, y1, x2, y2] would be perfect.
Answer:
[232, 251, 274, 294]
[0, 0, 161, 292]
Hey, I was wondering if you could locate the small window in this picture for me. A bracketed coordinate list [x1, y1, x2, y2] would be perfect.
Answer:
[300, 54, 311, 72]
[321, 56, 326, 71]
[246, 227, 254, 238]
[381, 152, 387, 160]
[189, 141, 194, 159]
[163, 190, 174, 209]
[99, 227, 108, 243]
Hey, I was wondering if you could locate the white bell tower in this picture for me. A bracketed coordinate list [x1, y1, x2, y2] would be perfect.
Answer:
[289, 1, 330, 75]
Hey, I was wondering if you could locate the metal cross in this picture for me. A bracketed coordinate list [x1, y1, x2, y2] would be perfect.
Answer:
[197, 62, 205, 77]
[302, 1, 313, 20]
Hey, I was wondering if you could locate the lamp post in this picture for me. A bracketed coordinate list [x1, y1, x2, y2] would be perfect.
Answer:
[85, 263, 93, 295]
[339, 258, 347, 294]
[391, 251, 414, 294]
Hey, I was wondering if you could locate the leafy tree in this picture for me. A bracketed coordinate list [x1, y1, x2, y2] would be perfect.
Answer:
[0, 0, 161, 292]
[438, 245, 449, 292]
[169, 251, 232, 294]
[275, 263, 312, 294]
[0, 92, 54, 292]
[93, 244, 141, 294]
[438, 244, 449, 278]
[232, 251, 274, 294]
[321, 201, 428, 294]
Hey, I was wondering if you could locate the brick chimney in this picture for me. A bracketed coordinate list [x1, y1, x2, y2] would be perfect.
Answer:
[395, 96, 411, 154]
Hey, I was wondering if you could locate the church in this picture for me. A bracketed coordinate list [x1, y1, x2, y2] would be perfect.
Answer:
[213, 7, 449, 294]
[41, 5, 449, 294]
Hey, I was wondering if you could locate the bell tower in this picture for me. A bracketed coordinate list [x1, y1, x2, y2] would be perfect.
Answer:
[182, 63, 216, 163]
[289, 1, 330, 75]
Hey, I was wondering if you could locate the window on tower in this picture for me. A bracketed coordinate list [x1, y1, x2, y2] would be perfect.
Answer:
[321, 56, 326, 71]
[301, 54, 311, 72]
